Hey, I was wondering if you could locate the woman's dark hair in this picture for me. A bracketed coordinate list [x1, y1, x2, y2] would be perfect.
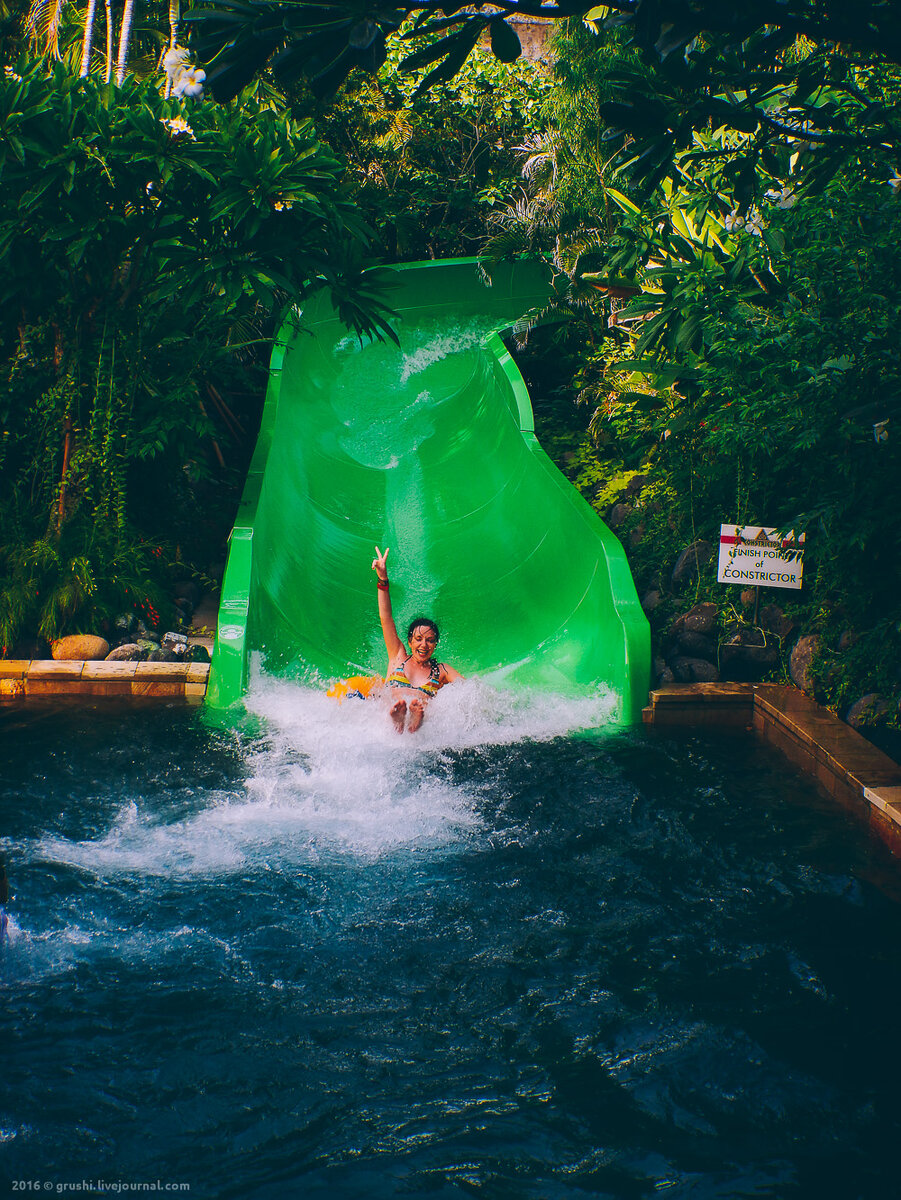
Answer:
[406, 616, 440, 645]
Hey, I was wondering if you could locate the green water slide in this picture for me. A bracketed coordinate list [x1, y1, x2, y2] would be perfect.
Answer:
[206, 257, 650, 722]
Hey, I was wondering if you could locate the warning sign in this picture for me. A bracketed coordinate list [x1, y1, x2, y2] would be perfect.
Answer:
[717, 524, 806, 590]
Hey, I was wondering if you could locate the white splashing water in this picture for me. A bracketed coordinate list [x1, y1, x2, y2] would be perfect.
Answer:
[25, 679, 614, 887]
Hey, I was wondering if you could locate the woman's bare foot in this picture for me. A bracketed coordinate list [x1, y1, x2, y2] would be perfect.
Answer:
[407, 698, 425, 733]
[389, 697, 407, 733]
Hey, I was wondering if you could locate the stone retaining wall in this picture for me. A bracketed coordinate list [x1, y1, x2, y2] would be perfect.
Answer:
[0, 659, 209, 702]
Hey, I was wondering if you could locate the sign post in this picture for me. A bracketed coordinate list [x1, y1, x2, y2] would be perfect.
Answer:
[717, 524, 806, 622]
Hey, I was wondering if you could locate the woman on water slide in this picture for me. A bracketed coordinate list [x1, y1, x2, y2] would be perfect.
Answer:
[372, 546, 463, 733]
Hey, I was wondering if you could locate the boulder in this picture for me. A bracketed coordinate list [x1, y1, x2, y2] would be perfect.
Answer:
[641, 590, 663, 615]
[740, 588, 757, 609]
[670, 601, 717, 636]
[760, 604, 795, 641]
[186, 645, 211, 664]
[790, 635, 820, 694]
[720, 632, 779, 681]
[625, 473, 648, 497]
[845, 693, 893, 729]
[608, 502, 632, 528]
[671, 540, 714, 586]
[105, 643, 145, 662]
[162, 631, 188, 655]
[670, 656, 720, 683]
[113, 612, 137, 639]
[51, 634, 109, 661]
[147, 647, 178, 662]
[674, 631, 718, 662]
[629, 524, 645, 548]
[837, 629, 857, 652]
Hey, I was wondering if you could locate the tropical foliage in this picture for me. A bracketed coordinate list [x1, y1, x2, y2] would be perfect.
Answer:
[496, 18, 901, 721]
[312, 38, 552, 260]
[0, 59, 392, 649]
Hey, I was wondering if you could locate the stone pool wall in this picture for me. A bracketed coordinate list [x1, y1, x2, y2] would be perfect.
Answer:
[0, 659, 209, 702]
[645, 682, 901, 859]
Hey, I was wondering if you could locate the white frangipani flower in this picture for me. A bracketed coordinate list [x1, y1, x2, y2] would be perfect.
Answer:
[163, 46, 188, 74]
[161, 115, 195, 140]
[163, 46, 207, 101]
[173, 66, 206, 99]
[765, 186, 797, 209]
[726, 206, 764, 235]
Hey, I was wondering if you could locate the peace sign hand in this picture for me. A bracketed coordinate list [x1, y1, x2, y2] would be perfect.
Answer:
[372, 545, 390, 582]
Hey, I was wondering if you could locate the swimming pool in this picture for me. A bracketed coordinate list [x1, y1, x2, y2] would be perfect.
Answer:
[2, 681, 899, 1198]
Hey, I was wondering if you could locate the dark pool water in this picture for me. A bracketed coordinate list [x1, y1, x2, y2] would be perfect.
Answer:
[1, 682, 900, 1200]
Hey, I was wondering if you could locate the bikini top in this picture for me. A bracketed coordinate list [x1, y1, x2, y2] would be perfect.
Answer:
[385, 656, 443, 697]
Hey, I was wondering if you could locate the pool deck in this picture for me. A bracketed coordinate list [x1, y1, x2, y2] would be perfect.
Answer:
[645, 682, 901, 859]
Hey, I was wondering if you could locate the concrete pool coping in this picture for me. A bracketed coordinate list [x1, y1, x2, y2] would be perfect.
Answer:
[0, 658, 209, 702]
[644, 682, 901, 858]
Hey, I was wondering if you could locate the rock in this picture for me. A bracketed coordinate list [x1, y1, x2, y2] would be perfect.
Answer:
[641, 590, 663, 615]
[625, 474, 648, 497]
[105, 643, 145, 662]
[162, 631, 188, 655]
[760, 605, 795, 641]
[134, 621, 160, 643]
[136, 638, 161, 655]
[113, 612, 137, 638]
[671, 540, 714, 586]
[147, 648, 178, 662]
[790, 635, 820, 694]
[657, 666, 675, 685]
[670, 656, 720, 683]
[740, 588, 757, 609]
[51, 634, 110, 661]
[674, 631, 718, 662]
[671, 601, 718, 636]
[186, 645, 211, 664]
[845, 693, 892, 729]
[609, 503, 632, 529]
[173, 580, 201, 607]
[837, 629, 857, 652]
[720, 633, 779, 681]
[629, 524, 645, 548]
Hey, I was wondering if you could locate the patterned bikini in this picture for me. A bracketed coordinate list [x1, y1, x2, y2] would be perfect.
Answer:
[385, 656, 442, 698]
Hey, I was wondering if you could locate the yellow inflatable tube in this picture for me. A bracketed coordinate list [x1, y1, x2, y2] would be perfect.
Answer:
[326, 674, 383, 702]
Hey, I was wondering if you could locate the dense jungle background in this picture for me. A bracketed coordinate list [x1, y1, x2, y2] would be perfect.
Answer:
[1, 0, 899, 740]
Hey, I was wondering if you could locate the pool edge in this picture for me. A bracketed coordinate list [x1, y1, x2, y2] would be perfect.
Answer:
[644, 682, 901, 859]
[0, 659, 209, 703]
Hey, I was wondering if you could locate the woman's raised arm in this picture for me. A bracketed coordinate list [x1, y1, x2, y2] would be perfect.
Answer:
[372, 545, 404, 662]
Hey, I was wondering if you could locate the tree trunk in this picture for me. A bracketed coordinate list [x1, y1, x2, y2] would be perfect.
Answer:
[105, 0, 114, 81]
[114, 0, 135, 85]
[79, 0, 98, 76]
[163, 0, 180, 97]
[56, 413, 75, 535]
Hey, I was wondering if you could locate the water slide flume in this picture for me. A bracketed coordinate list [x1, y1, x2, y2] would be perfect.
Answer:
[206, 258, 650, 723]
